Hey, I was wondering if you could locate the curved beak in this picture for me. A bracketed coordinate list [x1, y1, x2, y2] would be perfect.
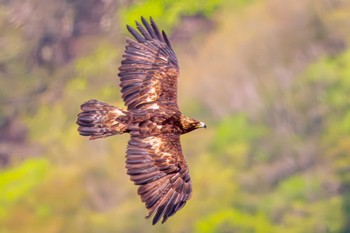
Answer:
[198, 122, 207, 129]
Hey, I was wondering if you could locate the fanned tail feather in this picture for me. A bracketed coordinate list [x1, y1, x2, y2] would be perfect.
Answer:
[77, 99, 130, 140]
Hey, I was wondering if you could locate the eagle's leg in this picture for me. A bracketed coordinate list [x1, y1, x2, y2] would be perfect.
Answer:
[77, 99, 130, 140]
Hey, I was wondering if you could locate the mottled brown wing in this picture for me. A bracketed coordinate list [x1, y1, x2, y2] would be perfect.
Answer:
[118, 16, 179, 111]
[126, 134, 192, 224]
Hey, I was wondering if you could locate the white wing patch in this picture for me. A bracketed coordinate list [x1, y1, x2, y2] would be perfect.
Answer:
[143, 137, 173, 165]
[112, 108, 126, 116]
[144, 136, 164, 155]
[145, 86, 158, 102]
[148, 103, 160, 110]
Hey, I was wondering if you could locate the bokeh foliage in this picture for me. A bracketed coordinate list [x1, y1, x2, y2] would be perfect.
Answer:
[1, 0, 350, 232]
[119, 0, 224, 31]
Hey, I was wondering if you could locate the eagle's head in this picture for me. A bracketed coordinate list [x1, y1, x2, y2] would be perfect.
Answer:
[180, 116, 206, 134]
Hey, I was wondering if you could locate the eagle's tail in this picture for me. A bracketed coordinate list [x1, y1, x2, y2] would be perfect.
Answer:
[77, 99, 130, 140]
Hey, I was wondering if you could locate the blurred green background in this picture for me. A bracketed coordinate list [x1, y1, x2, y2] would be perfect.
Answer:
[1, 0, 350, 232]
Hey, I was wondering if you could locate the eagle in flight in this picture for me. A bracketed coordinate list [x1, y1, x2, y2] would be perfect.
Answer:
[76, 16, 206, 225]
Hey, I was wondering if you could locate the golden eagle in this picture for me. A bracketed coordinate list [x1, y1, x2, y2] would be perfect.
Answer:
[77, 16, 206, 225]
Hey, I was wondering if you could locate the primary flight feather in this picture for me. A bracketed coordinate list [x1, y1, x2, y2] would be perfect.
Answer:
[76, 16, 206, 225]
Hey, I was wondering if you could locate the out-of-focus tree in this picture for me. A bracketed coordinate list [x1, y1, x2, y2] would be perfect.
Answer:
[1, 0, 350, 232]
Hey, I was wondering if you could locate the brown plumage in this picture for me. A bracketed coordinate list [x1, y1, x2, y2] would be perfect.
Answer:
[76, 16, 206, 225]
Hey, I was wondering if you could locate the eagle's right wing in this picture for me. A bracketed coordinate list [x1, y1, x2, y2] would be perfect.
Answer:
[126, 133, 192, 225]
[118, 17, 180, 111]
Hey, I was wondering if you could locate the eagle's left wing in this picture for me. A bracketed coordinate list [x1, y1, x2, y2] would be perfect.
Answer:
[118, 17, 180, 111]
[126, 133, 192, 224]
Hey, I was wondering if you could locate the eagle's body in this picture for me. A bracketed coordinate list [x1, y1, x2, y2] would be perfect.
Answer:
[77, 17, 206, 225]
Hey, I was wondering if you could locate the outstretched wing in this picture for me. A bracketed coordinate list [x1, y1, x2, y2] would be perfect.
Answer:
[118, 16, 179, 111]
[126, 133, 192, 224]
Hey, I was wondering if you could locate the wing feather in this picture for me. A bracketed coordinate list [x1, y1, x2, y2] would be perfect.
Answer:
[118, 17, 179, 111]
[150, 16, 164, 42]
[126, 134, 192, 224]
[162, 30, 173, 50]
[126, 25, 146, 43]
[136, 21, 152, 40]
[141, 16, 157, 39]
